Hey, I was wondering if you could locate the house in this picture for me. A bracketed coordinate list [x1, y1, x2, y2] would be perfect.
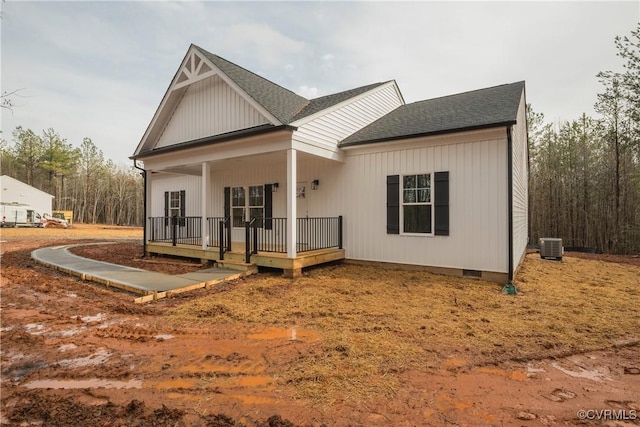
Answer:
[132, 44, 528, 283]
[0, 175, 54, 217]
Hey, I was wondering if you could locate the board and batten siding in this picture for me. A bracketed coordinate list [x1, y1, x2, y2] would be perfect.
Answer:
[155, 75, 270, 149]
[511, 91, 529, 273]
[149, 173, 202, 218]
[337, 129, 509, 274]
[292, 84, 403, 150]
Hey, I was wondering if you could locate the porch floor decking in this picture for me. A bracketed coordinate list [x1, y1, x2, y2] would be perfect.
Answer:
[145, 241, 345, 272]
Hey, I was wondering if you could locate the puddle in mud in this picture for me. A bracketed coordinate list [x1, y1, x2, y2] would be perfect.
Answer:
[58, 344, 77, 352]
[57, 348, 110, 368]
[247, 327, 320, 341]
[154, 334, 174, 340]
[24, 378, 142, 389]
[551, 362, 611, 382]
[81, 313, 105, 323]
[57, 327, 87, 337]
[24, 323, 46, 335]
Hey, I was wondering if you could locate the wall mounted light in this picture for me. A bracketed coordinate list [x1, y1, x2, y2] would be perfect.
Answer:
[272, 182, 279, 192]
[311, 179, 320, 190]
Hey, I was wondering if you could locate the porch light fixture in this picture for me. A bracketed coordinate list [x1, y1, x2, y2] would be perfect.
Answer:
[272, 183, 279, 192]
[312, 179, 320, 190]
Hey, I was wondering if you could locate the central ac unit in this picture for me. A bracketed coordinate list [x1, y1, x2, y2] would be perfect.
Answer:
[540, 238, 563, 260]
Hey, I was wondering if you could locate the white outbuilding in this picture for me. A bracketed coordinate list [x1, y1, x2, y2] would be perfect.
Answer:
[0, 175, 54, 216]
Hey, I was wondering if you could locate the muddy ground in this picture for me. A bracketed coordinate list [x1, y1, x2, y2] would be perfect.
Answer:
[1, 225, 639, 426]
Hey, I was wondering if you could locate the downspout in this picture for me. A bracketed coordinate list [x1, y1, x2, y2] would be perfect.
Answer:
[507, 126, 514, 284]
[133, 160, 147, 258]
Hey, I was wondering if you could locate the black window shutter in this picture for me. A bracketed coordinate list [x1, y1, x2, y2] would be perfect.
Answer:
[434, 171, 449, 236]
[386, 175, 400, 234]
[224, 187, 230, 218]
[179, 190, 186, 226]
[264, 184, 273, 230]
[164, 191, 169, 226]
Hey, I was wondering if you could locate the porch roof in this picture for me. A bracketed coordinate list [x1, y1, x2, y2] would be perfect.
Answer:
[131, 124, 294, 160]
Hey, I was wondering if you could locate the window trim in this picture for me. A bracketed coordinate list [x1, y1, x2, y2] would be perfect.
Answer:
[169, 191, 181, 218]
[230, 184, 264, 228]
[401, 173, 434, 235]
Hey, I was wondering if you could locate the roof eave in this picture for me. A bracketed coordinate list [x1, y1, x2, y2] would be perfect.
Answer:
[130, 124, 297, 160]
[339, 120, 517, 148]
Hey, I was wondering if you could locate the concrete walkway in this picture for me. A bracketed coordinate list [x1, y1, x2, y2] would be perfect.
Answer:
[31, 243, 246, 301]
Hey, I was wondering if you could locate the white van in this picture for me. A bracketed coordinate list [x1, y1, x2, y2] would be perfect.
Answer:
[0, 205, 43, 228]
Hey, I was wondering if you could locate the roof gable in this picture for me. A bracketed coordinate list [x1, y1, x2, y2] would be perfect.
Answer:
[135, 45, 300, 156]
[0, 175, 55, 199]
[194, 46, 309, 124]
[290, 81, 394, 123]
[341, 81, 525, 146]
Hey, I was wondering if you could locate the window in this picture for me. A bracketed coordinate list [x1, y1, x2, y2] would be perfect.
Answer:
[249, 185, 264, 227]
[169, 191, 181, 218]
[402, 174, 432, 233]
[231, 185, 264, 227]
[232, 187, 246, 227]
[387, 172, 449, 236]
[164, 190, 185, 226]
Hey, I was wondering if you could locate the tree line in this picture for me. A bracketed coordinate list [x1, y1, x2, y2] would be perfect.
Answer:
[528, 23, 639, 254]
[1, 24, 638, 254]
[0, 130, 143, 226]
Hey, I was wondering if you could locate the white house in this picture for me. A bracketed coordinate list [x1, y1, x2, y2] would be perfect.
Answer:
[132, 45, 528, 283]
[0, 175, 54, 217]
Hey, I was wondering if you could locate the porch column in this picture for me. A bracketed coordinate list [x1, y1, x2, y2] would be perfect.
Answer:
[201, 161, 210, 250]
[286, 148, 297, 258]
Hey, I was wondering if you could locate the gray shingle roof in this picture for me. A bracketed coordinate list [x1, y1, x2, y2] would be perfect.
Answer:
[194, 45, 309, 124]
[341, 81, 525, 147]
[194, 46, 393, 125]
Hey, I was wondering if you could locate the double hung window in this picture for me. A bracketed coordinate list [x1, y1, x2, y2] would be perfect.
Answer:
[169, 191, 181, 218]
[231, 185, 264, 227]
[402, 174, 432, 234]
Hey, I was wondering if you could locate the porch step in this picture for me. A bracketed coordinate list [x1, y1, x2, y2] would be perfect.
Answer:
[217, 260, 258, 274]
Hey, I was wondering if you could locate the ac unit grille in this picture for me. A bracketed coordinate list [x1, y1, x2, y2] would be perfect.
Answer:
[540, 238, 563, 259]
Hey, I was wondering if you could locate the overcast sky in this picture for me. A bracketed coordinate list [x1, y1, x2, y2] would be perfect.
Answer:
[1, 1, 638, 166]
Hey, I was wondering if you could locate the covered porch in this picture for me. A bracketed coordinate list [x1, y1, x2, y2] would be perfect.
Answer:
[139, 127, 347, 276]
[145, 215, 344, 277]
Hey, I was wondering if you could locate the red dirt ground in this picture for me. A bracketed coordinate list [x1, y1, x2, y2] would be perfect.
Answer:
[1, 225, 639, 426]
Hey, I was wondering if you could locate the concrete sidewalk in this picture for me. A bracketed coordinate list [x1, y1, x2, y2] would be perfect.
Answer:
[31, 243, 246, 300]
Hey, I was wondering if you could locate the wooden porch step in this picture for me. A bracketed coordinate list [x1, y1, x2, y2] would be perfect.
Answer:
[217, 260, 258, 274]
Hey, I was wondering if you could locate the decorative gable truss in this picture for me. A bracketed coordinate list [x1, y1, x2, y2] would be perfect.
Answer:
[173, 50, 215, 89]
[134, 46, 277, 156]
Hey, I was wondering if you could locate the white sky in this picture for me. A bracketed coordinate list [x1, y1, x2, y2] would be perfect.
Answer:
[1, 1, 638, 166]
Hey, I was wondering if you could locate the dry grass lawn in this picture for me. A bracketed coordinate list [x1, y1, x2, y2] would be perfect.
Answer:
[167, 253, 640, 403]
